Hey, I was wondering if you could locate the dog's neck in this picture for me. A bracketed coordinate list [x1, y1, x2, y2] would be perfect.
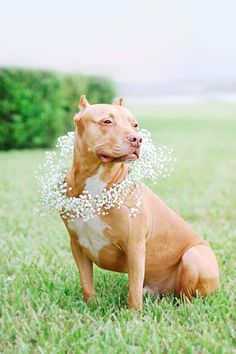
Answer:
[66, 133, 128, 198]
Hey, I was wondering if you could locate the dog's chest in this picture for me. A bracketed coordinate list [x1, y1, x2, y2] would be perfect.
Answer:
[68, 166, 111, 259]
[68, 216, 110, 259]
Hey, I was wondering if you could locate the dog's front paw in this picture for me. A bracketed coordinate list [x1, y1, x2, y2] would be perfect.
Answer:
[82, 289, 96, 303]
[127, 297, 143, 313]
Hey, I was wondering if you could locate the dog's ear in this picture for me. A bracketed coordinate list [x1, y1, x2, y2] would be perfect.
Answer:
[79, 95, 90, 111]
[112, 97, 125, 107]
[74, 95, 90, 123]
[74, 112, 81, 123]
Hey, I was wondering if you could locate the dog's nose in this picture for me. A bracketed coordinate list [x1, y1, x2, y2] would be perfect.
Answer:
[127, 132, 143, 146]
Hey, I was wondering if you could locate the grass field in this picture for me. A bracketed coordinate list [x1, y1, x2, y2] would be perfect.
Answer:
[0, 103, 236, 353]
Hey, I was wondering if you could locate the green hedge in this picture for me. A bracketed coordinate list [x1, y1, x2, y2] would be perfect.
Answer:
[0, 68, 116, 149]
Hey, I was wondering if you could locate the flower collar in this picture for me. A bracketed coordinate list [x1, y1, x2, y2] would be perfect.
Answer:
[36, 129, 174, 221]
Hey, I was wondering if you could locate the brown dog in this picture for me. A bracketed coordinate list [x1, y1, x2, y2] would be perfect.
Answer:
[63, 95, 219, 310]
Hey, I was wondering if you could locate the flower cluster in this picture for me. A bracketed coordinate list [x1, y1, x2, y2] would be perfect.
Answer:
[35, 129, 174, 221]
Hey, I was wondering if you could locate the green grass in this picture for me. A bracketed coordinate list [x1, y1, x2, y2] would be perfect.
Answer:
[0, 103, 236, 353]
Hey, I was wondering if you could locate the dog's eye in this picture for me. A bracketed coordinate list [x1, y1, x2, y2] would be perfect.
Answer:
[133, 123, 138, 128]
[103, 119, 112, 125]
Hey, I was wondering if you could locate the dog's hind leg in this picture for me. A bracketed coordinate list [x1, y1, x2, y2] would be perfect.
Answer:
[175, 244, 219, 299]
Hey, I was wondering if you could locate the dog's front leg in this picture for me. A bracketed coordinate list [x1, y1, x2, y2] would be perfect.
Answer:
[70, 237, 95, 302]
[127, 241, 146, 311]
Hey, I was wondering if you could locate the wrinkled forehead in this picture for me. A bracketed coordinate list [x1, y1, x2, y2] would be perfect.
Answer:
[84, 104, 134, 123]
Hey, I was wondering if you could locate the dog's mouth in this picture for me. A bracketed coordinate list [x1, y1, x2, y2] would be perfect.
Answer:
[97, 151, 139, 163]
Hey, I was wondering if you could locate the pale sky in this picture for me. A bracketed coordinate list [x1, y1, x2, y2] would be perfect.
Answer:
[0, 0, 235, 83]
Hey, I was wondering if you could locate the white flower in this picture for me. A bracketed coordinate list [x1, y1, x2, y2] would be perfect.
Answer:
[35, 129, 175, 221]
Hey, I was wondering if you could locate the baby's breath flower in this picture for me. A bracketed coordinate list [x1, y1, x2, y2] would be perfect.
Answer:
[35, 129, 174, 221]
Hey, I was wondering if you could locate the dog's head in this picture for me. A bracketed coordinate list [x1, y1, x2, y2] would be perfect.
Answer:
[74, 95, 142, 163]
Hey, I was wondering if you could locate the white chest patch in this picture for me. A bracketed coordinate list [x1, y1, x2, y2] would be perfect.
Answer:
[68, 216, 111, 259]
[85, 165, 106, 196]
[68, 166, 111, 259]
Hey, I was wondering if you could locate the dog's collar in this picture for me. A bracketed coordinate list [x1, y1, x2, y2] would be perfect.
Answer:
[36, 129, 174, 221]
